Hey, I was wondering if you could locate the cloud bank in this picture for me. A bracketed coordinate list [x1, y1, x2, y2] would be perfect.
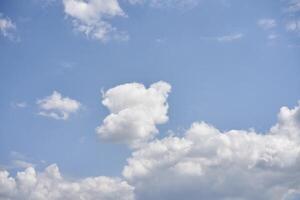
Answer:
[2, 81, 300, 200]
[0, 164, 134, 200]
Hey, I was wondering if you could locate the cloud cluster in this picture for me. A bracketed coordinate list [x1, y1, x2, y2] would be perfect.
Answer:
[0, 14, 16, 40]
[63, 0, 128, 42]
[3, 81, 300, 200]
[123, 101, 300, 200]
[97, 81, 171, 148]
[0, 164, 134, 200]
[37, 91, 81, 120]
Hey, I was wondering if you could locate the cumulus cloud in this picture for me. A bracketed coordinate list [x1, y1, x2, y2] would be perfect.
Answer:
[37, 91, 81, 120]
[96, 81, 171, 148]
[5, 81, 300, 200]
[257, 18, 277, 30]
[0, 14, 17, 40]
[63, 0, 128, 42]
[122, 102, 300, 200]
[0, 164, 134, 200]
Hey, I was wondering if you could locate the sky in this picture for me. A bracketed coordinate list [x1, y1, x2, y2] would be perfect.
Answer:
[0, 0, 300, 199]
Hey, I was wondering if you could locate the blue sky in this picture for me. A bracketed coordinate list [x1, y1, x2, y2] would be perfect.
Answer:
[0, 0, 300, 199]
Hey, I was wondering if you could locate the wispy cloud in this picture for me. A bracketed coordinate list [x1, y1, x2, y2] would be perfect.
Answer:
[11, 101, 28, 108]
[285, 0, 300, 13]
[217, 33, 244, 42]
[200, 33, 244, 43]
[257, 18, 277, 30]
[286, 20, 300, 32]
[128, 0, 200, 9]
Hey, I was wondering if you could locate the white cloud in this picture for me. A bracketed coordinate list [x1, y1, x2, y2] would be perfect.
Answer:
[63, 0, 128, 42]
[217, 33, 243, 42]
[0, 14, 17, 40]
[0, 164, 134, 200]
[122, 102, 300, 200]
[5, 81, 300, 200]
[96, 81, 171, 148]
[257, 18, 277, 30]
[37, 91, 81, 120]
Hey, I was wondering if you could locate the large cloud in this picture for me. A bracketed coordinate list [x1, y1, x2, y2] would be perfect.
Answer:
[4, 82, 300, 200]
[0, 164, 134, 200]
[123, 102, 300, 200]
[96, 81, 171, 148]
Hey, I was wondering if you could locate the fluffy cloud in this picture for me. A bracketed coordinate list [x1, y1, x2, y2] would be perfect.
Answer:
[37, 91, 81, 120]
[0, 14, 16, 40]
[257, 18, 277, 30]
[6, 82, 300, 200]
[122, 102, 300, 200]
[0, 164, 134, 200]
[96, 81, 171, 148]
[63, 0, 128, 42]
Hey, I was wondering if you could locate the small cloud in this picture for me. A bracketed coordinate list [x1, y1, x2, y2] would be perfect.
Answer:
[0, 14, 18, 41]
[267, 34, 278, 40]
[60, 61, 75, 69]
[217, 33, 243, 42]
[37, 91, 81, 120]
[155, 38, 166, 43]
[286, 20, 300, 32]
[257, 19, 277, 30]
[63, 0, 128, 42]
[79, 136, 86, 144]
[11, 101, 28, 108]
